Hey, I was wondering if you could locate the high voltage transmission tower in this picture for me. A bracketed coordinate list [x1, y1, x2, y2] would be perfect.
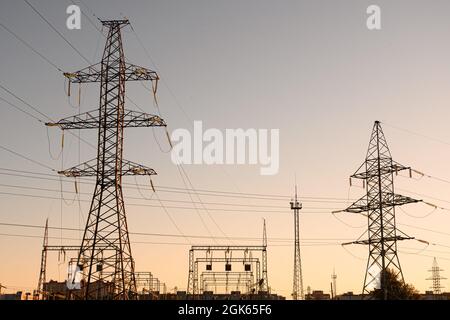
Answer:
[337, 121, 420, 300]
[427, 257, 446, 296]
[290, 186, 304, 300]
[47, 19, 166, 300]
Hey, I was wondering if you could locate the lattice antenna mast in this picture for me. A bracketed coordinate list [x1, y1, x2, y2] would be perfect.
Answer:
[339, 121, 420, 300]
[36, 218, 48, 300]
[261, 219, 269, 292]
[290, 185, 304, 300]
[426, 257, 446, 295]
[46, 19, 166, 300]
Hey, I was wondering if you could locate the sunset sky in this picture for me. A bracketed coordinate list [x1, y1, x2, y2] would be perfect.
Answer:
[2, 0, 450, 298]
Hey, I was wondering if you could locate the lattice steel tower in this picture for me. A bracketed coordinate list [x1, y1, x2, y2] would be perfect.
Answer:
[340, 121, 420, 300]
[261, 219, 269, 292]
[427, 257, 446, 295]
[36, 218, 48, 300]
[47, 19, 166, 299]
[290, 186, 304, 300]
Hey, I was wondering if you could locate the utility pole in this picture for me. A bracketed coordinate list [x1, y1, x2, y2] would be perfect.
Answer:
[290, 186, 304, 300]
[46, 19, 166, 300]
[338, 121, 420, 300]
[36, 218, 48, 300]
[427, 257, 446, 297]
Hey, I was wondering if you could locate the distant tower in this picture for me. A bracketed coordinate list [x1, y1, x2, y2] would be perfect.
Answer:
[331, 268, 337, 299]
[36, 218, 48, 300]
[427, 257, 446, 295]
[261, 219, 269, 292]
[290, 186, 304, 300]
[340, 121, 420, 300]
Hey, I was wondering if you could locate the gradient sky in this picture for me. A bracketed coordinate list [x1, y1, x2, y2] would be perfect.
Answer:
[2, 0, 450, 298]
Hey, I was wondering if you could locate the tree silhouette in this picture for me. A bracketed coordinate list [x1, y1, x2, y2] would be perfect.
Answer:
[370, 269, 420, 300]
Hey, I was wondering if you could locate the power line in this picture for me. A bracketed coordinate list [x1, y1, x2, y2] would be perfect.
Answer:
[174, 164, 217, 243]
[176, 163, 234, 243]
[0, 94, 43, 123]
[0, 222, 352, 243]
[23, 0, 91, 64]
[0, 190, 333, 214]
[0, 182, 339, 210]
[0, 82, 53, 122]
[0, 145, 55, 171]
[6, 165, 450, 215]
[0, 167, 355, 203]
[0, 232, 190, 246]
[399, 223, 450, 238]
[19, 1, 148, 118]
[0, 232, 342, 247]
[0, 83, 96, 150]
[0, 172, 344, 205]
[0, 13, 145, 121]
[69, 0, 103, 33]
[382, 121, 450, 148]
[0, 19, 63, 72]
[410, 170, 450, 185]
[127, 18, 239, 245]
[398, 188, 450, 205]
[129, 21, 193, 122]
[128, 19, 237, 244]
[400, 250, 450, 262]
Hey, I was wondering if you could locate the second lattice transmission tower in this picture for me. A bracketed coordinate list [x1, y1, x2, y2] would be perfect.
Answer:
[338, 121, 420, 300]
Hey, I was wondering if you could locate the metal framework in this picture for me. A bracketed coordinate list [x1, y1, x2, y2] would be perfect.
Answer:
[262, 220, 269, 292]
[198, 258, 261, 293]
[187, 246, 269, 296]
[200, 272, 254, 293]
[46, 19, 166, 300]
[38, 245, 112, 299]
[36, 219, 49, 300]
[426, 257, 446, 296]
[290, 186, 304, 300]
[340, 121, 420, 300]
[134, 272, 167, 294]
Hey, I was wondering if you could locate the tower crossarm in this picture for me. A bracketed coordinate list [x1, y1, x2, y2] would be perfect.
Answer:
[45, 109, 166, 130]
[342, 193, 421, 214]
[58, 158, 157, 177]
[64, 62, 158, 84]
[351, 161, 410, 180]
[191, 246, 266, 252]
[44, 244, 113, 252]
[342, 236, 414, 246]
